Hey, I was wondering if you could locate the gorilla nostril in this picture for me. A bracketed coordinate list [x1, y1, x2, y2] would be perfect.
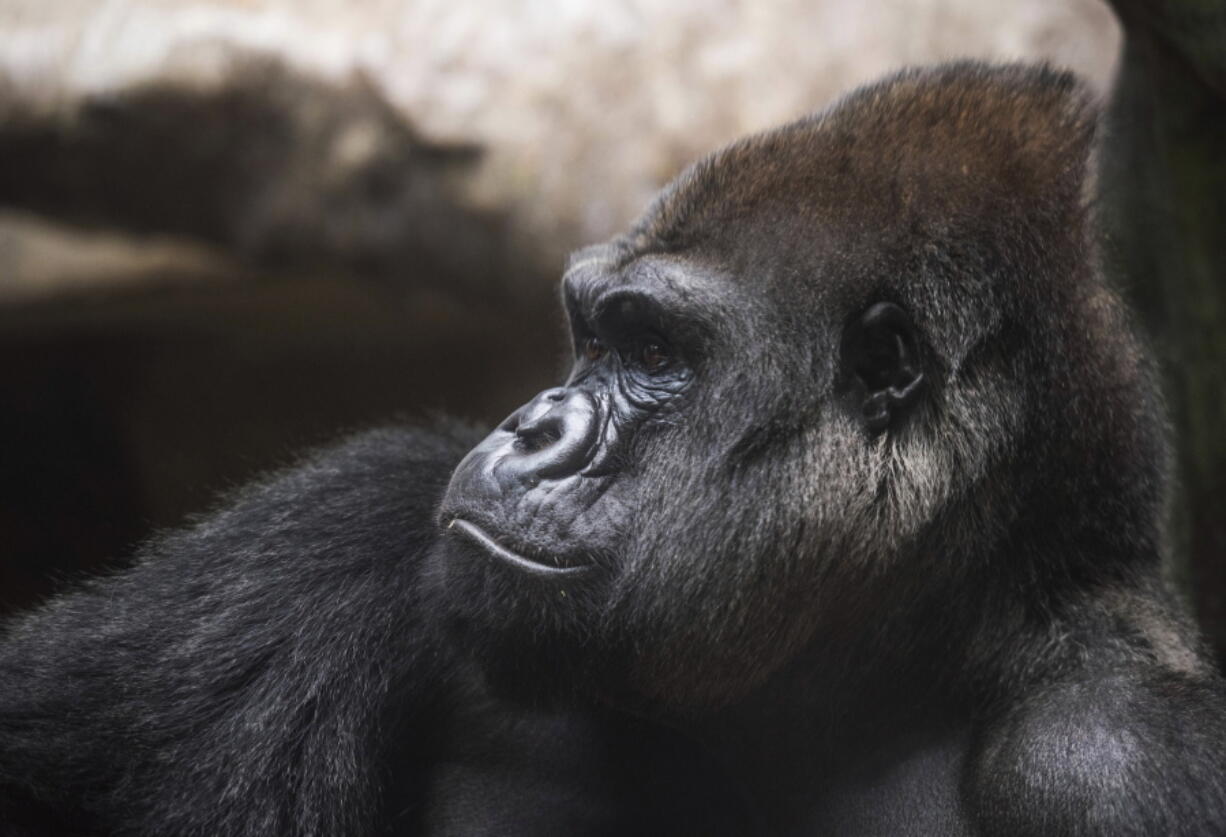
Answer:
[500, 388, 600, 480]
[511, 388, 571, 453]
[514, 419, 562, 453]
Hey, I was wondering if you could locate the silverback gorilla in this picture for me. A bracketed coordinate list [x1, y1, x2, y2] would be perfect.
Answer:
[3, 63, 1226, 836]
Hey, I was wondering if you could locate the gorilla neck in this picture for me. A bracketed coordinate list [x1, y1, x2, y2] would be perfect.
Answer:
[676, 635, 977, 833]
[671, 559, 1161, 834]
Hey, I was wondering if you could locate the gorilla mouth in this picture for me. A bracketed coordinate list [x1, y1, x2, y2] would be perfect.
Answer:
[449, 519, 591, 577]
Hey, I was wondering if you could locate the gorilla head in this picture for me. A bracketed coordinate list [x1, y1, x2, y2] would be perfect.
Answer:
[437, 64, 1167, 713]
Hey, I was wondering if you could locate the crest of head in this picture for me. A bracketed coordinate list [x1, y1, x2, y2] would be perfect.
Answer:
[633, 62, 1097, 256]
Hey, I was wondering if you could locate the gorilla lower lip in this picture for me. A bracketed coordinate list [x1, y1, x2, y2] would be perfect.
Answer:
[450, 519, 589, 576]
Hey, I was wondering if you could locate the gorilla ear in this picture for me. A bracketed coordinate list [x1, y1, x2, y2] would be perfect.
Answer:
[840, 302, 924, 434]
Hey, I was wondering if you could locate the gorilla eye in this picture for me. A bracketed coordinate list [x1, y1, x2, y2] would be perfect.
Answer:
[637, 341, 672, 373]
[583, 337, 608, 362]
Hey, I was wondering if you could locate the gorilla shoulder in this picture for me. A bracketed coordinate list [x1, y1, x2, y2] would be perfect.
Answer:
[971, 671, 1226, 835]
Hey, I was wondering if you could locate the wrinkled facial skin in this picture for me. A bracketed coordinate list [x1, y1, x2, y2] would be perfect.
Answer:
[441, 262, 695, 574]
[435, 255, 709, 699]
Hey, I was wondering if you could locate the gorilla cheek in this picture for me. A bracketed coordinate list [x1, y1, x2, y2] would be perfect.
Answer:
[606, 461, 832, 708]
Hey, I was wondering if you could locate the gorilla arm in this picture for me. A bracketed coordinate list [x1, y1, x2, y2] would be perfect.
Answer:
[0, 425, 476, 835]
[0, 423, 755, 837]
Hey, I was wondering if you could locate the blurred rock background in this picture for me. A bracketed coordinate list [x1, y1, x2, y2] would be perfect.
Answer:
[6, 1, 1209, 646]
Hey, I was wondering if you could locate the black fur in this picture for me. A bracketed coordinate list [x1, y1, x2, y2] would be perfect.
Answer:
[0, 425, 469, 834]
[4, 62, 1226, 835]
[0, 424, 752, 835]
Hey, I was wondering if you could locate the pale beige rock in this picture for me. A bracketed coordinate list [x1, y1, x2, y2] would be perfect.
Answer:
[0, 0, 1121, 297]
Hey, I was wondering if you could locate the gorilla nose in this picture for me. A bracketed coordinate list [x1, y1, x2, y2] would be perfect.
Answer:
[500, 388, 600, 482]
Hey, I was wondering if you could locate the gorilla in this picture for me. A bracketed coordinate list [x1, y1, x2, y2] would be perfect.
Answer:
[3, 62, 1226, 836]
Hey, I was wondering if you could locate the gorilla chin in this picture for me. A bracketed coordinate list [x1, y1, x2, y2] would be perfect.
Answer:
[433, 533, 626, 708]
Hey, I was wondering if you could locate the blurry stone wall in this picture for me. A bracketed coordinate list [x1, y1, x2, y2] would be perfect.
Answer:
[1, 0, 1120, 282]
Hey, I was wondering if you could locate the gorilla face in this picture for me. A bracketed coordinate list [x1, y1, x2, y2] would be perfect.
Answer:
[435, 253, 732, 700]
[437, 239, 927, 706]
[437, 64, 1105, 710]
[442, 258, 699, 577]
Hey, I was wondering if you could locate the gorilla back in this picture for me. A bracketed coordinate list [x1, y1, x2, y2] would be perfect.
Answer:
[3, 63, 1226, 836]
